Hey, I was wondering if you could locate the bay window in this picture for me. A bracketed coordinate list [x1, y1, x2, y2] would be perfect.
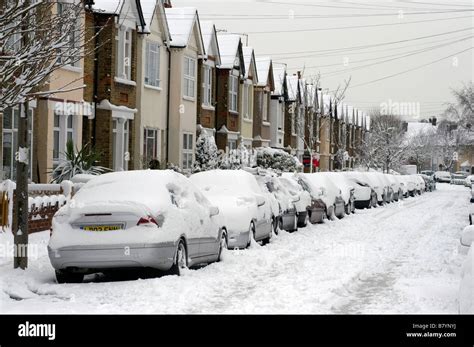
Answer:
[202, 65, 212, 106]
[229, 75, 239, 112]
[183, 56, 196, 99]
[145, 41, 160, 87]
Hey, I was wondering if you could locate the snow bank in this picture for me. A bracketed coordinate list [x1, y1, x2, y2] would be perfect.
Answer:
[459, 247, 473, 313]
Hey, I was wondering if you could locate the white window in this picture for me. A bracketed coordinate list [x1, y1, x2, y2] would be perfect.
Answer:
[228, 140, 237, 151]
[229, 75, 239, 112]
[202, 65, 212, 106]
[57, 2, 80, 67]
[112, 119, 130, 171]
[242, 84, 249, 119]
[182, 133, 193, 169]
[143, 128, 158, 160]
[116, 25, 132, 80]
[145, 41, 160, 87]
[183, 56, 196, 99]
[262, 92, 268, 122]
[2, 107, 33, 180]
[53, 113, 76, 167]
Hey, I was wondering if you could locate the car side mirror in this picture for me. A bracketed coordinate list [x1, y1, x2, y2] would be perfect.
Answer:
[255, 195, 266, 207]
[209, 206, 219, 217]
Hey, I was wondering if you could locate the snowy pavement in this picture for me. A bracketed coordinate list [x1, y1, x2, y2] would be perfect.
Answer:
[0, 183, 470, 314]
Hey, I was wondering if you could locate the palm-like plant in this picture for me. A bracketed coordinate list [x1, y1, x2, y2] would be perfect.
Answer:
[49, 141, 110, 183]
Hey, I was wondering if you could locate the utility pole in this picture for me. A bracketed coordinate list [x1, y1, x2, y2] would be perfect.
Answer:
[13, 0, 30, 269]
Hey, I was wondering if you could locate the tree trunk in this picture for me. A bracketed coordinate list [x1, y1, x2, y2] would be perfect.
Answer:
[13, 0, 30, 270]
[13, 101, 29, 269]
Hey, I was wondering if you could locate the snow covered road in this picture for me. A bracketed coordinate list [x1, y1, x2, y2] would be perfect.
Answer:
[0, 184, 470, 314]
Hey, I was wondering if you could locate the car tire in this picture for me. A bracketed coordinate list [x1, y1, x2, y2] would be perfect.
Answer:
[169, 240, 187, 276]
[217, 230, 228, 262]
[272, 216, 279, 235]
[247, 222, 256, 248]
[55, 270, 84, 284]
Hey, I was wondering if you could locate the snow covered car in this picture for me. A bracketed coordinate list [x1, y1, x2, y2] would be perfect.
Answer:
[459, 225, 474, 255]
[254, 174, 297, 233]
[394, 175, 407, 199]
[403, 175, 417, 197]
[464, 175, 474, 188]
[377, 173, 394, 203]
[48, 171, 227, 283]
[419, 174, 435, 192]
[434, 171, 451, 183]
[278, 176, 312, 227]
[386, 174, 402, 201]
[319, 172, 355, 214]
[343, 172, 377, 209]
[298, 173, 345, 220]
[362, 172, 388, 205]
[190, 170, 275, 248]
[458, 247, 473, 313]
[414, 174, 426, 194]
[281, 173, 326, 224]
[451, 173, 467, 186]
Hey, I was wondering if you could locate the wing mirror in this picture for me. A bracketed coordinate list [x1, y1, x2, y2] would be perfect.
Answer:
[255, 195, 266, 207]
[209, 206, 220, 217]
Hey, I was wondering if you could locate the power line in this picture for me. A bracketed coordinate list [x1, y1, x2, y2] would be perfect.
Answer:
[234, 15, 472, 35]
[331, 46, 473, 90]
[265, 27, 472, 57]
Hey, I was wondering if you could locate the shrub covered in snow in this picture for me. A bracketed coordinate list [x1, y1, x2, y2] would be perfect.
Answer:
[193, 132, 219, 173]
[255, 147, 302, 173]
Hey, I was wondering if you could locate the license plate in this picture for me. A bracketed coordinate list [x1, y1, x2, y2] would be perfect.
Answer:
[81, 225, 122, 232]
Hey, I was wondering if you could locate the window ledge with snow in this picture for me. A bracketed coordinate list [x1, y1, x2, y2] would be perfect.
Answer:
[201, 104, 215, 111]
[114, 77, 137, 87]
[144, 84, 162, 92]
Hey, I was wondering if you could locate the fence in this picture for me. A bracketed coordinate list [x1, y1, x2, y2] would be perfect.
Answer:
[0, 180, 77, 234]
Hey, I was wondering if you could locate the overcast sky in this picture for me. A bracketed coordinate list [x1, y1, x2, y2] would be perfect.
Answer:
[173, 0, 473, 120]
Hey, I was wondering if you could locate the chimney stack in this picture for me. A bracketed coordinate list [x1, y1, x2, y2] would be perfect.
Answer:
[162, 0, 172, 8]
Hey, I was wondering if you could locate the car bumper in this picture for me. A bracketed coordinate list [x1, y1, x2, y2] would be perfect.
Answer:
[48, 242, 176, 273]
[309, 200, 326, 223]
[280, 210, 297, 231]
[354, 199, 371, 209]
[227, 229, 250, 249]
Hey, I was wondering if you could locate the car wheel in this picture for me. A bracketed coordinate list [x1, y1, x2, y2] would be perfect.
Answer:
[299, 211, 309, 227]
[272, 216, 279, 235]
[169, 240, 187, 276]
[217, 230, 228, 262]
[55, 270, 84, 284]
[247, 222, 256, 248]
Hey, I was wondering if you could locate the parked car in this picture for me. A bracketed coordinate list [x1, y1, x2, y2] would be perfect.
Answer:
[298, 173, 345, 219]
[394, 175, 408, 198]
[278, 176, 312, 227]
[458, 247, 473, 313]
[253, 173, 298, 233]
[190, 170, 275, 249]
[48, 170, 227, 283]
[410, 174, 424, 195]
[459, 225, 474, 255]
[282, 173, 327, 224]
[343, 172, 377, 209]
[419, 174, 435, 192]
[464, 175, 474, 188]
[320, 172, 355, 214]
[421, 170, 434, 177]
[434, 171, 451, 183]
[403, 175, 417, 197]
[471, 185, 474, 203]
[386, 174, 402, 201]
[451, 173, 467, 186]
[364, 172, 390, 204]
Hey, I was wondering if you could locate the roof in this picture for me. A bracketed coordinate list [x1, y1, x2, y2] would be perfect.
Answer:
[217, 34, 241, 69]
[405, 122, 437, 139]
[165, 7, 200, 48]
[242, 47, 257, 80]
[200, 21, 214, 53]
[255, 57, 271, 87]
[306, 84, 316, 107]
[272, 64, 286, 96]
[91, 0, 124, 14]
[286, 75, 299, 102]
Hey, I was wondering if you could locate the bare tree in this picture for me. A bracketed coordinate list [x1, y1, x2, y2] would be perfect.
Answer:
[0, 0, 95, 269]
[357, 111, 408, 173]
[406, 127, 436, 172]
[435, 120, 470, 171]
[443, 82, 474, 130]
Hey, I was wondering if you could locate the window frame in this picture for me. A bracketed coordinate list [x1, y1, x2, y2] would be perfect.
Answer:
[145, 41, 161, 87]
[116, 25, 132, 80]
[182, 133, 194, 170]
[183, 56, 196, 100]
[229, 75, 239, 113]
[202, 65, 213, 107]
